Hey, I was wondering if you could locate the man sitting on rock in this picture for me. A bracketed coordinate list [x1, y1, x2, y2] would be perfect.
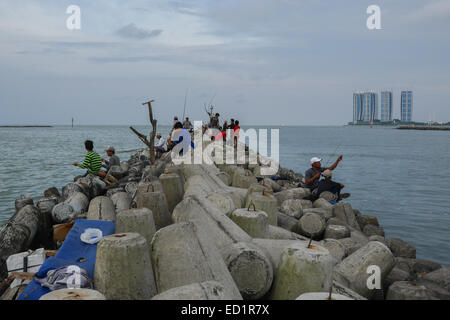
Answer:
[101, 146, 120, 171]
[73, 140, 104, 178]
[317, 169, 350, 202]
[304, 155, 343, 198]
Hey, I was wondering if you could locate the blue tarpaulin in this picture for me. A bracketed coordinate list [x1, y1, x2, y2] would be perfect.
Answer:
[17, 219, 115, 300]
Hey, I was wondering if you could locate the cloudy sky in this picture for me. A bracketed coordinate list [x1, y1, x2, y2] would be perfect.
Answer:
[0, 0, 449, 125]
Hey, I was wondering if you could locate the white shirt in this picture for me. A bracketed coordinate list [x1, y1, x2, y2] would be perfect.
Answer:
[155, 137, 167, 151]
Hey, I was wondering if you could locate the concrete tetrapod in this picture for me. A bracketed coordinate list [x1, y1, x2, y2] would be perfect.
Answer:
[65, 192, 89, 215]
[172, 197, 274, 299]
[296, 292, 353, 300]
[136, 191, 171, 230]
[206, 192, 237, 217]
[94, 233, 156, 300]
[270, 242, 334, 300]
[245, 192, 277, 226]
[159, 173, 184, 213]
[296, 212, 326, 240]
[87, 196, 116, 221]
[115, 208, 156, 247]
[151, 281, 234, 300]
[14, 196, 34, 213]
[333, 241, 395, 299]
[39, 289, 106, 300]
[221, 242, 274, 300]
[150, 221, 242, 300]
[110, 192, 132, 213]
[231, 208, 269, 238]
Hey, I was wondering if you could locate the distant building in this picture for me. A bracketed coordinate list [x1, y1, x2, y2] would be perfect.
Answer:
[353, 92, 364, 123]
[380, 91, 393, 122]
[362, 91, 378, 122]
[353, 91, 378, 123]
[401, 91, 413, 122]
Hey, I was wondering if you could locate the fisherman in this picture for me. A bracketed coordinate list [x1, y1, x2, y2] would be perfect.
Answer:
[209, 113, 220, 129]
[101, 146, 120, 171]
[316, 169, 350, 201]
[304, 155, 343, 197]
[229, 119, 235, 130]
[155, 132, 167, 157]
[72, 140, 104, 177]
[183, 117, 193, 131]
[169, 121, 194, 156]
[233, 120, 240, 148]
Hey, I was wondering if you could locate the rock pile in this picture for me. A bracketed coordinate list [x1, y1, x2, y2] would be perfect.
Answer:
[0, 144, 448, 301]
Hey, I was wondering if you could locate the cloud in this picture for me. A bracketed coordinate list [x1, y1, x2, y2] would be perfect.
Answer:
[115, 23, 163, 39]
[407, 0, 450, 21]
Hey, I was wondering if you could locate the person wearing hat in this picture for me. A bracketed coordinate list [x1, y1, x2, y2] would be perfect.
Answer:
[155, 133, 167, 158]
[102, 146, 120, 171]
[304, 155, 343, 193]
[316, 169, 350, 201]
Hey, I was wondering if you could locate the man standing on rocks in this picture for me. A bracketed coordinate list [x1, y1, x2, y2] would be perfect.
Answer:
[304, 155, 343, 197]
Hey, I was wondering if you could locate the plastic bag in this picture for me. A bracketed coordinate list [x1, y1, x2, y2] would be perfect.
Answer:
[80, 228, 103, 244]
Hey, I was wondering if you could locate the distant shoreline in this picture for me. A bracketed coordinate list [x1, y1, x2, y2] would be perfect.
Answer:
[396, 125, 450, 131]
[0, 125, 53, 128]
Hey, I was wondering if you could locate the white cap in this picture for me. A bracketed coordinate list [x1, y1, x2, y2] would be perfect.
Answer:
[310, 157, 322, 164]
[105, 146, 115, 152]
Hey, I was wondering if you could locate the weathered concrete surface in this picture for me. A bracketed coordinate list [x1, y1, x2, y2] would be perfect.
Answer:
[110, 192, 132, 213]
[423, 266, 450, 291]
[61, 183, 85, 200]
[150, 222, 242, 299]
[159, 173, 184, 213]
[312, 198, 333, 209]
[324, 225, 350, 240]
[14, 196, 34, 213]
[333, 241, 395, 299]
[151, 281, 234, 300]
[0, 205, 43, 280]
[51, 203, 76, 223]
[276, 212, 298, 232]
[332, 202, 360, 230]
[116, 208, 156, 246]
[87, 196, 116, 221]
[296, 292, 353, 300]
[173, 196, 252, 250]
[231, 208, 269, 239]
[39, 289, 106, 300]
[388, 238, 417, 259]
[320, 239, 346, 264]
[271, 242, 334, 300]
[266, 225, 306, 241]
[94, 233, 156, 300]
[386, 281, 439, 300]
[363, 224, 385, 237]
[280, 199, 303, 219]
[206, 193, 237, 217]
[136, 191, 171, 230]
[65, 192, 89, 215]
[245, 192, 278, 226]
[296, 212, 326, 240]
[274, 188, 310, 205]
[244, 183, 273, 204]
[331, 281, 367, 300]
[222, 242, 273, 300]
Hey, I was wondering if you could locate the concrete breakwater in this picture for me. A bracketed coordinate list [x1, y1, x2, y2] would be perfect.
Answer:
[0, 141, 449, 300]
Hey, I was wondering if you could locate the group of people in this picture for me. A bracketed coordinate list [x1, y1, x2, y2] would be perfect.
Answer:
[204, 113, 241, 147]
[72, 140, 120, 186]
[303, 155, 350, 202]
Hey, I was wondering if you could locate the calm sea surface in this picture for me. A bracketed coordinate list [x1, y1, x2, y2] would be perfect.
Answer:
[0, 125, 449, 265]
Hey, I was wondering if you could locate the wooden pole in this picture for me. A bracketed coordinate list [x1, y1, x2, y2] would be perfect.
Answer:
[129, 99, 157, 165]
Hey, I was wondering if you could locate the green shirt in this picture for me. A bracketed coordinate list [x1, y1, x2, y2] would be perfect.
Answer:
[78, 151, 102, 175]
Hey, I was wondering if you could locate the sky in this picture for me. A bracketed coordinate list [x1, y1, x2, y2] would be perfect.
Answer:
[0, 0, 449, 126]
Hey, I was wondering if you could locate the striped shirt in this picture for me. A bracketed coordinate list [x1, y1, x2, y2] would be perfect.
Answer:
[78, 151, 102, 175]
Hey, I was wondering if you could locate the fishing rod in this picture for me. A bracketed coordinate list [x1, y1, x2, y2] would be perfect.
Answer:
[182, 89, 189, 121]
[324, 142, 344, 167]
